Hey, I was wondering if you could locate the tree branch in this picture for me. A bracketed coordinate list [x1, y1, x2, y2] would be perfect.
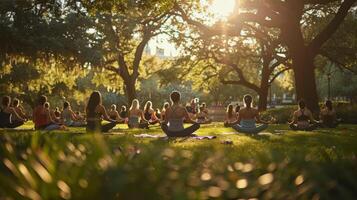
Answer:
[269, 67, 291, 84]
[308, 0, 356, 54]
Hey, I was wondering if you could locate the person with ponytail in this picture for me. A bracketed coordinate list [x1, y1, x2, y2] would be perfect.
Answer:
[232, 95, 268, 134]
[289, 99, 318, 131]
[86, 91, 117, 133]
[319, 100, 339, 128]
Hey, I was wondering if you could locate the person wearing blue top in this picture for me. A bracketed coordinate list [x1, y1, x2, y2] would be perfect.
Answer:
[232, 95, 268, 134]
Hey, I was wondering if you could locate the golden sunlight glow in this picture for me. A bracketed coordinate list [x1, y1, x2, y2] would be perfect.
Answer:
[209, 0, 236, 19]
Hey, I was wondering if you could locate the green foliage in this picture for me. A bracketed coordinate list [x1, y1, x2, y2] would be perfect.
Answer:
[1, 124, 357, 199]
[261, 106, 296, 124]
[262, 103, 357, 124]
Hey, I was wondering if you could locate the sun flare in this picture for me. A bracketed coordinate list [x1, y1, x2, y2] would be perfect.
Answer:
[209, 0, 236, 19]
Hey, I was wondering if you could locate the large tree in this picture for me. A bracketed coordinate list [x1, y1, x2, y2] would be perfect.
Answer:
[175, 0, 356, 112]
[77, 0, 175, 103]
[171, 3, 290, 110]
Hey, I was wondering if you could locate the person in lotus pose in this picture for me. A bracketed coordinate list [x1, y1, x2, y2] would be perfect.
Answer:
[143, 101, 160, 125]
[33, 95, 65, 131]
[232, 95, 268, 134]
[119, 105, 128, 123]
[62, 101, 85, 127]
[289, 100, 318, 131]
[0, 96, 25, 128]
[196, 103, 212, 124]
[224, 104, 238, 127]
[128, 99, 149, 129]
[161, 102, 170, 121]
[161, 91, 200, 137]
[319, 100, 339, 128]
[11, 98, 28, 122]
[108, 104, 124, 122]
[86, 91, 117, 133]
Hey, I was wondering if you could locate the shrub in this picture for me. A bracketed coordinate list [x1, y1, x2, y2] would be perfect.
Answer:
[261, 106, 295, 124]
[261, 103, 357, 124]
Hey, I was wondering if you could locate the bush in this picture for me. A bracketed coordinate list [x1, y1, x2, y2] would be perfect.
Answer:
[261, 103, 357, 124]
[261, 106, 295, 124]
[335, 103, 357, 124]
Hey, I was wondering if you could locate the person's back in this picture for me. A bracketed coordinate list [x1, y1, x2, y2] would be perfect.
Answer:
[238, 107, 259, 128]
[127, 99, 148, 129]
[161, 91, 200, 137]
[294, 108, 312, 128]
[62, 108, 73, 125]
[128, 108, 141, 125]
[33, 105, 49, 129]
[166, 104, 186, 132]
[290, 100, 317, 131]
[119, 109, 127, 119]
[86, 91, 117, 133]
[0, 106, 11, 127]
[232, 95, 268, 134]
[319, 100, 338, 128]
[1, 96, 25, 128]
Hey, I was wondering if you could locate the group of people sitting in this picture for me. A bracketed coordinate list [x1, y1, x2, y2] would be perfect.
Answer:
[0, 91, 340, 137]
[224, 97, 339, 133]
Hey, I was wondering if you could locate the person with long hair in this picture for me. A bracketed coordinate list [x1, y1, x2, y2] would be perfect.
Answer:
[319, 100, 339, 128]
[33, 95, 65, 131]
[108, 104, 124, 122]
[196, 103, 212, 124]
[86, 91, 117, 133]
[161, 91, 200, 137]
[128, 99, 148, 129]
[62, 101, 85, 127]
[185, 99, 198, 122]
[11, 98, 28, 122]
[232, 95, 269, 134]
[0, 96, 25, 128]
[161, 102, 170, 121]
[44, 102, 61, 123]
[143, 101, 160, 125]
[224, 104, 238, 127]
[289, 99, 318, 131]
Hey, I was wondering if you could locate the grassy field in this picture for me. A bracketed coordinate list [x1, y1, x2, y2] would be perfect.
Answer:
[1, 122, 357, 200]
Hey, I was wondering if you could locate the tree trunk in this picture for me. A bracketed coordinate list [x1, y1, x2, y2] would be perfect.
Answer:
[282, 17, 320, 113]
[291, 53, 320, 113]
[257, 80, 269, 111]
[124, 78, 137, 104]
[257, 89, 268, 111]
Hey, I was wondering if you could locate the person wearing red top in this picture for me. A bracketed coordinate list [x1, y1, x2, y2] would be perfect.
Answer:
[33, 95, 65, 131]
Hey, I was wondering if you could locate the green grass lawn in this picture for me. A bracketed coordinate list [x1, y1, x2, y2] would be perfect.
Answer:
[1, 122, 357, 199]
